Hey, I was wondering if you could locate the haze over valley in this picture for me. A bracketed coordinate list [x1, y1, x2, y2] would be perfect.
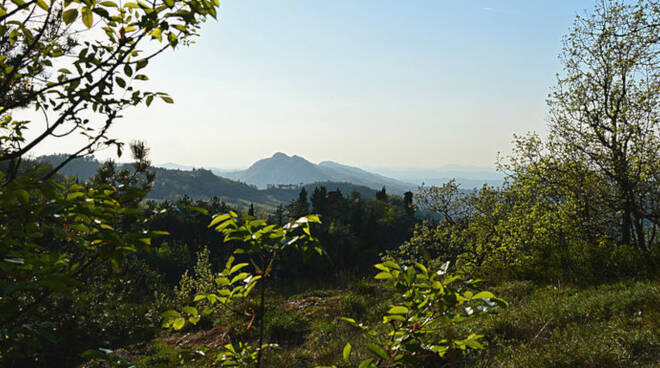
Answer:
[155, 152, 504, 191]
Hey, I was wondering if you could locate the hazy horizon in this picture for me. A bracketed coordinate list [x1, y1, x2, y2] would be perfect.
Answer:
[42, 150, 504, 173]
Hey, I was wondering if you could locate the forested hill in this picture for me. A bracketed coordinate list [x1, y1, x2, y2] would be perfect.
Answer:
[37, 154, 378, 208]
[221, 152, 414, 193]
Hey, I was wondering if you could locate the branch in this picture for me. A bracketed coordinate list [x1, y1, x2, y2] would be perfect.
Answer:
[0, 32, 146, 162]
[41, 111, 118, 180]
[0, 0, 37, 23]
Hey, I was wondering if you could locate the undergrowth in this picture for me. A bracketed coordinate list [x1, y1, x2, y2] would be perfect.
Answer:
[124, 277, 660, 367]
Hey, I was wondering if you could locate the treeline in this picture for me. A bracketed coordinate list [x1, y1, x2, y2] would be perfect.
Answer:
[140, 185, 416, 287]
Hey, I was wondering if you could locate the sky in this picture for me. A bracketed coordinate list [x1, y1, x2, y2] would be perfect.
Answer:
[31, 0, 597, 169]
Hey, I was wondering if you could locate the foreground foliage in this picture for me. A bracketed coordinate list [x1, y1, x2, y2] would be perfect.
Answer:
[114, 278, 658, 368]
[161, 212, 323, 367]
[0, 0, 219, 363]
[322, 260, 506, 368]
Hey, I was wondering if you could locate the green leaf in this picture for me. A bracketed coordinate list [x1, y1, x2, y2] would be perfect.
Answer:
[115, 76, 126, 88]
[358, 359, 375, 368]
[366, 344, 389, 361]
[62, 8, 78, 24]
[430, 345, 448, 356]
[67, 192, 84, 200]
[136, 59, 148, 70]
[472, 291, 495, 300]
[150, 28, 162, 41]
[172, 317, 185, 330]
[383, 314, 406, 323]
[215, 277, 229, 287]
[36, 0, 49, 11]
[382, 260, 401, 270]
[387, 306, 409, 315]
[182, 306, 198, 315]
[161, 310, 181, 320]
[209, 213, 231, 227]
[342, 343, 351, 363]
[81, 7, 93, 28]
[230, 272, 250, 284]
[414, 262, 428, 274]
[160, 95, 174, 103]
[374, 271, 393, 280]
[228, 262, 248, 274]
[374, 263, 389, 272]
[340, 317, 358, 326]
[463, 334, 485, 349]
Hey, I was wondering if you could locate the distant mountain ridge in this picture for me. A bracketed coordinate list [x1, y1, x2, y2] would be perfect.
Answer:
[317, 160, 414, 194]
[37, 154, 378, 209]
[369, 166, 505, 188]
[221, 152, 415, 194]
[156, 154, 504, 190]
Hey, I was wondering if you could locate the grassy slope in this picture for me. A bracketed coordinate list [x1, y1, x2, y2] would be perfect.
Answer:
[466, 279, 659, 367]
[126, 278, 659, 368]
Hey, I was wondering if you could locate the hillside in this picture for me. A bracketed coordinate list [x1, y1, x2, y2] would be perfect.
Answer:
[222, 153, 333, 188]
[36, 154, 378, 208]
[222, 152, 415, 193]
[318, 161, 413, 193]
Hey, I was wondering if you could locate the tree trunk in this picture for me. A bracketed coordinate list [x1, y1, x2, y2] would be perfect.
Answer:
[622, 204, 632, 246]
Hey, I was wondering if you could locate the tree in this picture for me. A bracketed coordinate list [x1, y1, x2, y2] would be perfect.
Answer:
[268, 203, 285, 226]
[531, 0, 659, 249]
[0, 0, 219, 180]
[0, 0, 219, 363]
[287, 187, 310, 219]
[403, 191, 414, 216]
[376, 186, 387, 201]
[0, 144, 164, 364]
[311, 185, 327, 214]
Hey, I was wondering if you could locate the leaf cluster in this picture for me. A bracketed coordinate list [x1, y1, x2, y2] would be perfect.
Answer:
[322, 260, 507, 368]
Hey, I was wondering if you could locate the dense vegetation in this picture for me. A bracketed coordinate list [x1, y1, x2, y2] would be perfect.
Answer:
[1, 0, 659, 367]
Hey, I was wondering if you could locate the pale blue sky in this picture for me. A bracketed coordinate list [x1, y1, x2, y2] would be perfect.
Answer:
[36, 0, 597, 169]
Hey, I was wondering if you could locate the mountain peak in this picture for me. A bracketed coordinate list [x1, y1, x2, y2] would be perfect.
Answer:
[221, 153, 414, 193]
[272, 152, 289, 159]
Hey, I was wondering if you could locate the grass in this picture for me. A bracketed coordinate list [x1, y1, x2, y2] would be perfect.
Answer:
[123, 278, 659, 367]
[466, 279, 660, 367]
